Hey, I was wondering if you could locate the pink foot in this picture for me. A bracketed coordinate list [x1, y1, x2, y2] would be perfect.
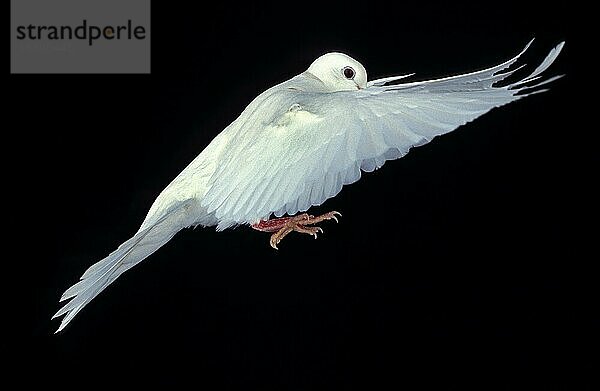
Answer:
[252, 211, 342, 249]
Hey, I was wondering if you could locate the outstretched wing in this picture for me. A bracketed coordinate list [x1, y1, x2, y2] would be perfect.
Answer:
[202, 40, 564, 228]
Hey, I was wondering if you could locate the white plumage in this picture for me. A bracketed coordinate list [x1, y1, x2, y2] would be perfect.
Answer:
[53, 39, 564, 332]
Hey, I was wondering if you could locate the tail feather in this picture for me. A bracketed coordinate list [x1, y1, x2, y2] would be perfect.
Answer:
[53, 201, 191, 333]
[79, 233, 145, 280]
[59, 233, 149, 302]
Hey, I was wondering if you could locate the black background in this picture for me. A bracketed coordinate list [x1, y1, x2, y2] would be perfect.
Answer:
[9, 1, 596, 389]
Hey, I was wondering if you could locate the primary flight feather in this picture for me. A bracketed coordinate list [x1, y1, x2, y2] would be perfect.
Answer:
[53, 39, 564, 332]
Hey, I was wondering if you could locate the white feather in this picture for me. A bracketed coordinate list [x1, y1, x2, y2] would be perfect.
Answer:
[53, 201, 194, 332]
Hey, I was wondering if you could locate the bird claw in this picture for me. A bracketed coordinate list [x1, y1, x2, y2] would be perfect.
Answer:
[330, 211, 342, 223]
[265, 211, 342, 249]
[311, 227, 324, 239]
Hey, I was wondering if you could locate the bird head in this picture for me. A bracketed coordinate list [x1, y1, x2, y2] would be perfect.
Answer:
[306, 52, 367, 92]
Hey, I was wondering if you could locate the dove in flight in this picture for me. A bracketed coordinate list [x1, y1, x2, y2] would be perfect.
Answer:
[53, 39, 564, 332]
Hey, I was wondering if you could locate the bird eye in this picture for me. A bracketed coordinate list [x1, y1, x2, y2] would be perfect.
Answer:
[342, 66, 356, 79]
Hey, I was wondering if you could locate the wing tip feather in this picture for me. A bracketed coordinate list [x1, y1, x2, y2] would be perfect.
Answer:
[510, 40, 565, 92]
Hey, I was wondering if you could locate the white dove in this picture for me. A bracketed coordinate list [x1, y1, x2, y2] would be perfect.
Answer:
[53, 39, 564, 332]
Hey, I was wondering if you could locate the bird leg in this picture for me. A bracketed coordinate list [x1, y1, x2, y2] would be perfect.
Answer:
[252, 211, 341, 250]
